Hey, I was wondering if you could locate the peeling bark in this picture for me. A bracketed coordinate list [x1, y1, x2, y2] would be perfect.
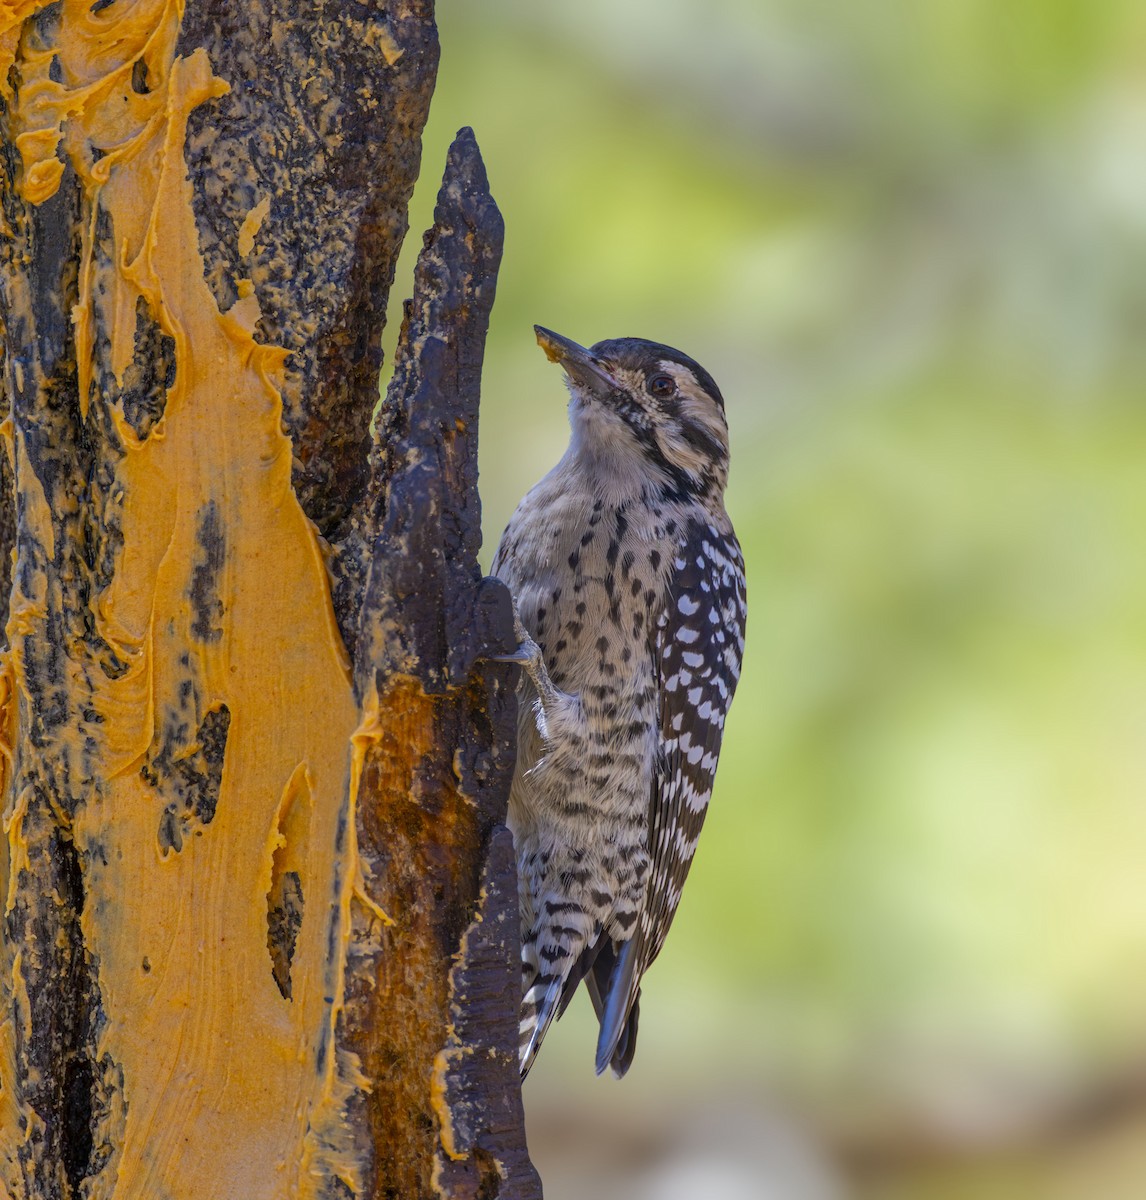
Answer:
[0, 4, 537, 1198]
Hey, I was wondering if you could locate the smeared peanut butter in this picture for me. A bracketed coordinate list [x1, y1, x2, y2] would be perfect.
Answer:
[0, 2, 375, 1194]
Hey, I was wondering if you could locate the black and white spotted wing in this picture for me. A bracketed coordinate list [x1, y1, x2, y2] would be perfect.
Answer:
[644, 518, 746, 962]
[595, 517, 746, 1072]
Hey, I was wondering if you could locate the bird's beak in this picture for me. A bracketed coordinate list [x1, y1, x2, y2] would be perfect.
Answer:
[534, 326, 616, 399]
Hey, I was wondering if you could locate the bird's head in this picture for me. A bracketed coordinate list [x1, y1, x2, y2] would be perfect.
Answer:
[535, 325, 730, 501]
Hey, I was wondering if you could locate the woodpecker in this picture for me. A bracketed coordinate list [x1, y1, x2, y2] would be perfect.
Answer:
[492, 326, 746, 1077]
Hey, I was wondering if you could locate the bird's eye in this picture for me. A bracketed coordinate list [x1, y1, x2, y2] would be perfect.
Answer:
[647, 374, 676, 398]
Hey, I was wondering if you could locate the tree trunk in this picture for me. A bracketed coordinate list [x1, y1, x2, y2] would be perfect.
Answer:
[0, 3, 539, 1197]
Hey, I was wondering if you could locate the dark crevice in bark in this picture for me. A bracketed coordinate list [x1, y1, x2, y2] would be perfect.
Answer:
[14, 823, 99, 1200]
[57, 832, 94, 1200]
[61, 1052, 94, 1192]
[0, 421, 14, 627]
[267, 868, 304, 1001]
[473, 1146, 504, 1200]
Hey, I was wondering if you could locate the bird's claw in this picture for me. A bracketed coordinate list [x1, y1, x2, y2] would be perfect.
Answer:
[492, 635, 544, 673]
[491, 641, 539, 666]
[489, 606, 559, 706]
[491, 607, 542, 669]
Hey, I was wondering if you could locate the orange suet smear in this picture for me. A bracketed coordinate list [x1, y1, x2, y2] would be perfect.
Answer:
[0, 2, 372, 1195]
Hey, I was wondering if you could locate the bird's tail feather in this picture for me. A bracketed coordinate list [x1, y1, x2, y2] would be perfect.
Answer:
[518, 971, 563, 1078]
[556, 932, 606, 1020]
[520, 903, 603, 1074]
[590, 938, 642, 1078]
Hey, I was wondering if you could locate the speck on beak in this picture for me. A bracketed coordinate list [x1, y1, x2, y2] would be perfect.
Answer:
[534, 326, 616, 400]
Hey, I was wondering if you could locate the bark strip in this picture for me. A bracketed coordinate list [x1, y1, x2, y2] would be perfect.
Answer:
[348, 128, 541, 1200]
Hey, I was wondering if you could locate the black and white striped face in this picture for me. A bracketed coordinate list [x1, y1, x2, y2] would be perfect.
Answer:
[535, 327, 730, 500]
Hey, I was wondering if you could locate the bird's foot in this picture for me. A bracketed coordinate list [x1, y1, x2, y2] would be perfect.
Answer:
[492, 612, 541, 665]
[492, 609, 568, 715]
[493, 633, 550, 697]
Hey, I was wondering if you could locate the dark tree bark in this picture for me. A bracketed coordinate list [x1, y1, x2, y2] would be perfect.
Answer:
[346, 128, 537, 1200]
[0, 3, 539, 1198]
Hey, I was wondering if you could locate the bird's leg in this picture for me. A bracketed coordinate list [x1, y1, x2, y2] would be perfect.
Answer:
[492, 609, 580, 741]
[493, 611, 562, 706]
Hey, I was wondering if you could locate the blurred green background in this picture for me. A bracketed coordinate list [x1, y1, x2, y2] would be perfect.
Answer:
[384, 2, 1146, 1195]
